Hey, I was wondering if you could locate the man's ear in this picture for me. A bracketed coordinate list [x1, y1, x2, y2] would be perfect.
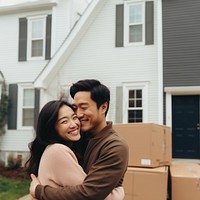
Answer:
[101, 102, 108, 114]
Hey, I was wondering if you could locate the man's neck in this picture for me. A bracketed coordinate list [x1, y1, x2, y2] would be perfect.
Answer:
[90, 121, 107, 136]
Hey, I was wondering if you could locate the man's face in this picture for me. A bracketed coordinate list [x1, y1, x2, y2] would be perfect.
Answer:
[73, 91, 106, 135]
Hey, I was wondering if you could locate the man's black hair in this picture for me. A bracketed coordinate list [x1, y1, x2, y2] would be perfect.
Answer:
[70, 79, 110, 116]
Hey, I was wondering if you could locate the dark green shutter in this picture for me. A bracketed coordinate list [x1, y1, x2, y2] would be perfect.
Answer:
[45, 15, 52, 60]
[145, 1, 154, 45]
[115, 86, 123, 123]
[18, 18, 27, 61]
[8, 84, 18, 129]
[34, 89, 40, 130]
[116, 5, 124, 47]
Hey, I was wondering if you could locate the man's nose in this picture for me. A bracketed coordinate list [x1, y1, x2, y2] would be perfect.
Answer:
[76, 109, 84, 118]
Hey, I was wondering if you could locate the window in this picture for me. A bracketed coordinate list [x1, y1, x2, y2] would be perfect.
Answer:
[28, 16, 46, 59]
[128, 89, 143, 122]
[22, 88, 34, 126]
[123, 83, 148, 123]
[124, 1, 145, 45]
[8, 84, 40, 130]
[18, 84, 35, 129]
[116, 1, 154, 47]
[19, 15, 52, 61]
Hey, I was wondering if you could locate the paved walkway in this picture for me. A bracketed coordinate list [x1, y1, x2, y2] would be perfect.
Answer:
[17, 194, 32, 200]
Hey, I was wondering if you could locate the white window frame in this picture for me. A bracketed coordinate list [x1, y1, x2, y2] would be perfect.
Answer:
[27, 15, 47, 60]
[122, 82, 148, 123]
[124, 0, 145, 46]
[17, 84, 35, 130]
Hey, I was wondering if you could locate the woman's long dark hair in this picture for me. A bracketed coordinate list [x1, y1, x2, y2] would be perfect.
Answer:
[25, 100, 77, 175]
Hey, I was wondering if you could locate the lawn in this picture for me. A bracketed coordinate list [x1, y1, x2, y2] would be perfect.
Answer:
[0, 168, 30, 200]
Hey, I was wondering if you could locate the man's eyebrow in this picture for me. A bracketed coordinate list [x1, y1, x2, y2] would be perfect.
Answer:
[73, 102, 88, 107]
[79, 102, 89, 106]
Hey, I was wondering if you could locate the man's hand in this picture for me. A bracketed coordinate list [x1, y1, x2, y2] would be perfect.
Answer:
[30, 174, 40, 199]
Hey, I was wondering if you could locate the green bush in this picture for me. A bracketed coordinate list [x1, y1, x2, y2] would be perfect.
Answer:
[7, 154, 22, 170]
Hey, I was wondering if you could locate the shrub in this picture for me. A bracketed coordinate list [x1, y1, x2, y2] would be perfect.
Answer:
[7, 154, 22, 170]
[0, 159, 5, 168]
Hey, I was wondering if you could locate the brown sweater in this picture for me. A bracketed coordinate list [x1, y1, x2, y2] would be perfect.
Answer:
[35, 122, 129, 200]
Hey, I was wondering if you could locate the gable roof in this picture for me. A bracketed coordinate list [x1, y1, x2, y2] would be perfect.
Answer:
[34, 0, 107, 89]
[0, 0, 57, 15]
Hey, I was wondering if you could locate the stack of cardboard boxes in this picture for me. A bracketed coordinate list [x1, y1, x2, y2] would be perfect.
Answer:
[114, 123, 171, 200]
[114, 123, 200, 200]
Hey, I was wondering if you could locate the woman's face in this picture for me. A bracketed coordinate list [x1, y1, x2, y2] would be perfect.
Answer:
[55, 105, 81, 142]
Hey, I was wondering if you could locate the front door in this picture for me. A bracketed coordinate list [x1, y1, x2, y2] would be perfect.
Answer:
[172, 95, 200, 158]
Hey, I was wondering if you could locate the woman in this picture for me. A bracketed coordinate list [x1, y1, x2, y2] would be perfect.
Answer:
[26, 100, 124, 199]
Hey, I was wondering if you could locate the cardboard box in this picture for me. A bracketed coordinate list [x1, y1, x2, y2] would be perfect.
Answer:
[170, 162, 200, 200]
[124, 166, 168, 200]
[114, 123, 172, 167]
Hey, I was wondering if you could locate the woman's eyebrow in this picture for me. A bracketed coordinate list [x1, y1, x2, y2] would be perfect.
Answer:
[57, 116, 68, 122]
[72, 104, 77, 109]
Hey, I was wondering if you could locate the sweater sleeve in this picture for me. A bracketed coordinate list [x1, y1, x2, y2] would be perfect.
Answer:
[105, 186, 124, 200]
[38, 144, 86, 187]
[35, 139, 129, 200]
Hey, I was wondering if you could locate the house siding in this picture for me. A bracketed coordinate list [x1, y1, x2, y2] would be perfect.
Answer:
[46, 0, 161, 124]
[0, 0, 162, 165]
[163, 0, 200, 87]
[0, 11, 50, 83]
[0, 0, 89, 165]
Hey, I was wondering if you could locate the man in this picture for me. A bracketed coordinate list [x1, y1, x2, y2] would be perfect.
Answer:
[30, 79, 129, 200]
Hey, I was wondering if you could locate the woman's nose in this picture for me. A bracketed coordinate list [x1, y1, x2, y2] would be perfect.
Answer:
[70, 120, 77, 128]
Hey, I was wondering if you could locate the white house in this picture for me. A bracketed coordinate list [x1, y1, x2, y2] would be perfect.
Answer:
[0, 0, 91, 166]
[0, 0, 163, 166]
[34, 0, 163, 124]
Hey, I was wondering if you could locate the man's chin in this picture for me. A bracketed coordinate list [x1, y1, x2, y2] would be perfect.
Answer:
[81, 125, 90, 132]
[81, 128, 88, 132]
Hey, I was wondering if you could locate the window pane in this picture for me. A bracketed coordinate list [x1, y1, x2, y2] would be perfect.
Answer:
[136, 90, 142, 98]
[136, 100, 142, 107]
[23, 89, 34, 106]
[129, 4, 142, 24]
[129, 25, 142, 42]
[32, 40, 43, 57]
[136, 110, 142, 122]
[32, 20, 44, 38]
[128, 110, 135, 122]
[128, 110, 143, 123]
[129, 100, 135, 107]
[129, 90, 135, 98]
[23, 108, 34, 126]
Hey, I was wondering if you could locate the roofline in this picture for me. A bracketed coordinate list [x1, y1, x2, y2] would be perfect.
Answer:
[0, 0, 57, 15]
[34, 0, 107, 89]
